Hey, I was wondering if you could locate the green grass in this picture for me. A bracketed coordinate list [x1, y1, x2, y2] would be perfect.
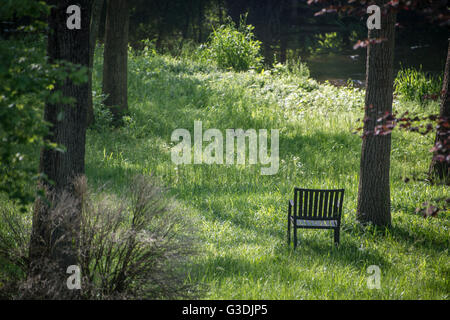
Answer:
[84, 48, 449, 299]
[2, 47, 448, 299]
[394, 66, 443, 104]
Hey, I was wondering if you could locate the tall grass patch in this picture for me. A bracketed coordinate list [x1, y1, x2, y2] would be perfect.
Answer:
[394, 66, 442, 104]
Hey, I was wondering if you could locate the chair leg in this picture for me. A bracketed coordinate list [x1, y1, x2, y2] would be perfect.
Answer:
[334, 228, 340, 246]
[293, 226, 298, 250]
[287, 215, 291, 246]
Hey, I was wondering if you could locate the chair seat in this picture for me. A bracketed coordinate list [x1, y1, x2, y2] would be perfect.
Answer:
[293, 218, 338, 227]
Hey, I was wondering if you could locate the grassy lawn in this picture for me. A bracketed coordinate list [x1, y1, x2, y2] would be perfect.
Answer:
[82, 48, 449, 299]
[2, 48, 445, 299]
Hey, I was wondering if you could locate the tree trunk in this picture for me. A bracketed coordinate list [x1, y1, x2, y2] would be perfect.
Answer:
[217, 0, 224, 25]
[357, 2, 396, 227]
[103, 0, 129, 123]
[197, 1, 205, 43]
[29, 0, 91, 287]
[260, 1, 274, 66]
[182, 13, 190, 40]
[86, 0, 105, 127]
[429, 40, 449, 184]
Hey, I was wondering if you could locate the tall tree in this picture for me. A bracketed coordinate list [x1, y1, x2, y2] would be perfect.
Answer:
[307, 0, 448, 225]
[357, 1, 397, 227]
[86, 0, 105, 126]
[103, 0, 129, 123]
[29, 0, 91, 279]
[429, 39, 449, 184]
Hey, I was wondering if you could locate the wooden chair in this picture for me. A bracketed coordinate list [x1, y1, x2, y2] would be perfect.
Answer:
[288, 188, 344, 248]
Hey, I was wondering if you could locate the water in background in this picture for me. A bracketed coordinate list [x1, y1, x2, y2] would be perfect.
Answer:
[304, 43, 447, 87]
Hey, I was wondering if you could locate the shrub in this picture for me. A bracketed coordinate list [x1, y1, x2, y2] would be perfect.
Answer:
[308, 32, 344, 55]
[89, 91, 114, 131]
[0, 175, 199, 299]
[271, 59, 310, 79]
[394, 66, 443, 104]
[200, 15, 263, 72]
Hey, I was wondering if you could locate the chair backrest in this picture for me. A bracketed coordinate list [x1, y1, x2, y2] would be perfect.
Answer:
[293, 188, 344, 220]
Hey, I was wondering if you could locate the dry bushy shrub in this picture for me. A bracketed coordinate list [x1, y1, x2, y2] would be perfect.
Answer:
[79, 175, 199, 299]
[0, 175, 199, 299]
[0, 188, 81, 299]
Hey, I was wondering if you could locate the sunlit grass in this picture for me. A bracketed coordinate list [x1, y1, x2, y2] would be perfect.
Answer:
[84, 50, 450, 299]
[2, 49, 447, 299]
[85, 49, 450, 299]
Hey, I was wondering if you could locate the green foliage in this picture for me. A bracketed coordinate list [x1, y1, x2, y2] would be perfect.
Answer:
[0, 199, 31, 293]
[271, 58, 310, 79]
[0, 1, 49, 203]
[90, 91, 114, 132]
[394, 66, 443, 104]
[0, 1, 88, 204]
[309, 32, 344, 55]
[1, 45, 448, 300]
[87, 51, 448, 299]
[200, 16, 263, 72]
[0, 1, 49, 27]
[138, 39, 158, 58]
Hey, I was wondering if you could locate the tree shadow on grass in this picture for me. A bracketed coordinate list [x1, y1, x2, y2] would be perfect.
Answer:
[280, 129, 361, 176]
[287, 233, 392, 271]
[189, 234, 393, 290]
[85, 163, 143, 195]
[388, 223, 449, 253]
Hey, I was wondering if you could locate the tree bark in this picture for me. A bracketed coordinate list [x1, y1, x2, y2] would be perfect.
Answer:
[86, 0, 105, 127]
[103, 0, 129, 123]
[357, 2, 396, 227]
[29, 0, 91, 285]
[197, 0, 205, 43]
[429, 40, 449, 184]
[217, 0, 224, 25]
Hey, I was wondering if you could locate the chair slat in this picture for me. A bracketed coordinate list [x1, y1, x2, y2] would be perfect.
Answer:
[317, 191, 324, 219]
[332, 191, 339, 218]
[308, 191, 314, 218]
[303, 190, 308, 218]
[324, 191, 329, 218]
[327, 191, 334, 219]
[313, 191, 319, 218]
